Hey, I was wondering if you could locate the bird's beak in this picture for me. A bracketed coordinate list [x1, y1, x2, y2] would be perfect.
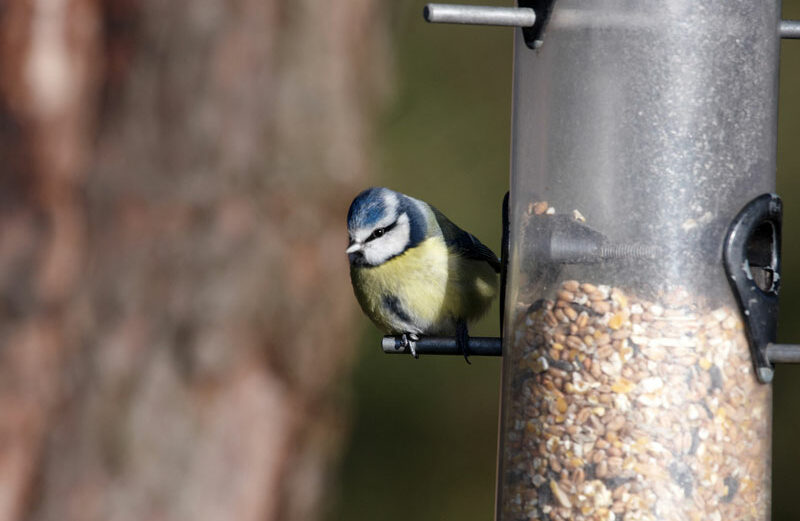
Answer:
[346, 242, 362, 254]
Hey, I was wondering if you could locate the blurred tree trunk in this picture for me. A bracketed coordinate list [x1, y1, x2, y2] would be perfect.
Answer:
[0, 1, 387, 520]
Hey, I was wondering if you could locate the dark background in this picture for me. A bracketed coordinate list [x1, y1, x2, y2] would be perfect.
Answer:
[330, 1, 800, 520]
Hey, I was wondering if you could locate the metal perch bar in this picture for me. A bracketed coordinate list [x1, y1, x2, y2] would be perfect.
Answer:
[781, 20, 800, 39]
[423, 4, 536, 27]
[423, 4, 799, 38]
[382, 336, 502, 356]
[766, 343, 800, 364]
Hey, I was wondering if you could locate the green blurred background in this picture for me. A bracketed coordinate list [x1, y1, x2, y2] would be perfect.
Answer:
[330, 1, 800, 520]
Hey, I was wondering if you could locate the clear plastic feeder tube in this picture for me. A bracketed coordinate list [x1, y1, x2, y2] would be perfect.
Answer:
[497, 1, 779, 520]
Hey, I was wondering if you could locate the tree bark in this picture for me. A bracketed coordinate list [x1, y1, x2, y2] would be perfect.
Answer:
[0, 1, 386, 520]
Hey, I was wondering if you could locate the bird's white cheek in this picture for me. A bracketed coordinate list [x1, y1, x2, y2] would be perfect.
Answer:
[363, 219, 411, 265]
[363, 239, 401, 265]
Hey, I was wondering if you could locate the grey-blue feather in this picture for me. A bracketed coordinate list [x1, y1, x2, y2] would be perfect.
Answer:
[430, 207, 501, 273]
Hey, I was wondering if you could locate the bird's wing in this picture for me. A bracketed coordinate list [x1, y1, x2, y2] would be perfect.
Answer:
[432, 208, 501, 273]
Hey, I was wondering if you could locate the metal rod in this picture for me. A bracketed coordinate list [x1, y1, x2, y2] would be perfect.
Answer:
[781, 20, 800, 39]
[382, 336, 502, 356]
[766, 343, 800, 364]
[423, 6, 798, 37]
[423, 4, 536, 27]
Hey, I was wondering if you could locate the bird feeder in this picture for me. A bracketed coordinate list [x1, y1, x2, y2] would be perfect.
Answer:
[385, 2, 800, 520]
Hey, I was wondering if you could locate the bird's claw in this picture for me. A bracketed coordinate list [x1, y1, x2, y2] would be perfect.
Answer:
[400, 333, 419, 359]
[456, 321, 471, 365]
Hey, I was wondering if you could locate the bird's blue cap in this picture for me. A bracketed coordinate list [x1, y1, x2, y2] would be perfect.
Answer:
[347, 187, 393, 232]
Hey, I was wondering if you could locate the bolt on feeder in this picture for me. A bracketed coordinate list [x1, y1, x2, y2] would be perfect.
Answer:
[384, 2, 800, 521]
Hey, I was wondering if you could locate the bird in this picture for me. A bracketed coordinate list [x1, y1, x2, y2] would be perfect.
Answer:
[346, 187, 501, 361]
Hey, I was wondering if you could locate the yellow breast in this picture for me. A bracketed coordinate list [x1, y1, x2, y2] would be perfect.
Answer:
[350, 236, 499, 335]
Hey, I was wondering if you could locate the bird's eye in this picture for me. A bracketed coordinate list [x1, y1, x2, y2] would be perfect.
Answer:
[366, 228, 386, 242]
[366, 221, 397, 242]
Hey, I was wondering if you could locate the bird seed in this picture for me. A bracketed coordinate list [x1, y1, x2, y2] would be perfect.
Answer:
[499, 280, 770, 521]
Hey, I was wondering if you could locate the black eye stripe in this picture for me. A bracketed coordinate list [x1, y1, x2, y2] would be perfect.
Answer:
[365, 219, 399, 242]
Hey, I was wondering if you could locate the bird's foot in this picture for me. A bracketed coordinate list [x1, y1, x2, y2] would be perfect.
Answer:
[400, 333, 420, 359]
[456, 321, 471, 365]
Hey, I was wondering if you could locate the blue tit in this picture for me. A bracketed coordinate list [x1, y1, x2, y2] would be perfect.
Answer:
[346, 187, 501, 360]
